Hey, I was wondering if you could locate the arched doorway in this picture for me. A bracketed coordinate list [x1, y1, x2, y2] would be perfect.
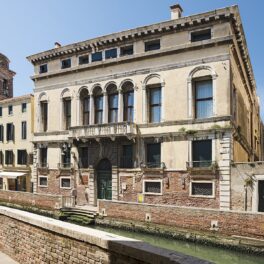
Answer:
[96, 159, 112, 200]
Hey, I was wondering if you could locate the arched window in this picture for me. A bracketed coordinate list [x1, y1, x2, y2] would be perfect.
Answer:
[61, 89, 71, 130]
[121, 81, 134, 122]
[93, 86, 103, 124]
[79, 88, 90, 125]
[38, 93, 48, 132]
[107, 83, 118, 123]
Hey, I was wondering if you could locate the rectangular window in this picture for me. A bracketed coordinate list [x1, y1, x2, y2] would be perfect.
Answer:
[143, 180, 162, 195]
[39, 176, 48, 187]
[0, 107, 2, 117]
[95, 95, 103, 124]
[0, 125, 3, 142]
[192, 140, 212, 168]
[149, 87, 161, 123]
[0, 151, 3, 165]
[79, 55, 89, 65]
[17, 149, 27, 165]
[61, 58, 71, 69]
[145, 39, 160, 52]
[191, 29, 211, 42]
[64, 99, 71, 130]
[3, 79, 8, 96]
[62, 148, 71, 168]
[40, 101, 48, 132]
[6, 123, 14, 141]
[60, 177, 71, 189]
[121, 145, 133, 168]
[21, 103, 27, 113]
[191, 181, 214, 197]
[5, 150, 13, 165]
[91, 52, 103, 62]
[105, 48, 117, 59]
[39, 64, 48, 74]
[146, 143, 161, 168]
[108, 93, 118, 123]
[21, 121, 27, 140]
[0, 178, 3, 190]
[8, 105, 13, 115]
[120, 45, 133, 56]
[83, 97, 90, 125]
[79, 147, 88, 168]
[39, 147, 48, 168]
[195, 80, 213, 119]
[123, 90, 134, 122]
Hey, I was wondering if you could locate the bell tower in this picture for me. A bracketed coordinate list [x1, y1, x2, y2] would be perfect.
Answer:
[0, 53, 15, 100]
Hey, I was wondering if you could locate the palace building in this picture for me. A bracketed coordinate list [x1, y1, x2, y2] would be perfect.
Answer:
[27, 5, 263, 211]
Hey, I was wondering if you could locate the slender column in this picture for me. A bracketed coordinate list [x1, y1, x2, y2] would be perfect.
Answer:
[60, 98, 63, 130]
[103, 92, 108, 123]
[161, 82, 165, 122]
[76, 96, 80, 126]
[142, 85, 147, 123]
[212, 76, 217, 116]
[37, 102, 41, 132]
[89, 95, 94, 125]
[187, 79, 193, 118]
[118, 89, 123, 122]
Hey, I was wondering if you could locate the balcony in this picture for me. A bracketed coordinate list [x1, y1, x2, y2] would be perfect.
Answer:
[69, 122, 137, 139]
[186, 161, 218, 176]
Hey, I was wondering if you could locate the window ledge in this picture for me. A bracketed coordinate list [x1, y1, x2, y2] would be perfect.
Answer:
[189, 195, 215, 199]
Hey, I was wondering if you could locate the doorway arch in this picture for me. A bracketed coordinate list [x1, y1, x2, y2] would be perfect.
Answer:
[96, 159, 112, 200]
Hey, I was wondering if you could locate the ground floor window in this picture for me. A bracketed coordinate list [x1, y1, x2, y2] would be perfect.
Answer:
[146, 143, 161, 168]
[39, 176, 48, 187]
[143, 180, 162, 195]
[190, 181, 214, 197]
[192, 140, 212, 167]
[60, 177, 71, 189]
[17, 149, 27, 165]
[0, 178, 3, 189]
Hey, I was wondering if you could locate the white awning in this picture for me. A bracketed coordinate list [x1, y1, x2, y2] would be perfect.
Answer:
[0, 172, 26, 179]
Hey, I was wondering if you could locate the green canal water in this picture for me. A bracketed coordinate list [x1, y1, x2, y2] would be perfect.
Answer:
[94, 226, 264, 264]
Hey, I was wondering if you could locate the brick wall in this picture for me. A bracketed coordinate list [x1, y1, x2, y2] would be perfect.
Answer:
[0, 190, 63, 211]
[99, 200, 264, 240]
[0, 207, 209, 264]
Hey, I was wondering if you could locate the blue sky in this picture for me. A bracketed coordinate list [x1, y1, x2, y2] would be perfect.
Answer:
[1, 0, 263, 116]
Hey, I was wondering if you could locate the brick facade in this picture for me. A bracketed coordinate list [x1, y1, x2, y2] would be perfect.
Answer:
[99, 200, 264, 240]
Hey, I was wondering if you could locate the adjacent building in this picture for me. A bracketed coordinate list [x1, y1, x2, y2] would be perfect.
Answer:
[27, 5, 263, 211]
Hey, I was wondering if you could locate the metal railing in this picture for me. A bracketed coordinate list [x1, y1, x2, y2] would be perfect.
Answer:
[120, 156, 134, 168]
[145, 161, 165, 169]
[58, 163, 73, 169]
[186, 160, 216, 169]
[37, 162, 48, 169]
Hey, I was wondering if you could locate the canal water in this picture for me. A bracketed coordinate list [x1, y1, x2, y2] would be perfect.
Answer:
[94, 226, 264, 264]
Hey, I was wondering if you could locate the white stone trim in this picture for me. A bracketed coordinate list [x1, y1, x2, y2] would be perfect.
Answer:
[189, 180, 215, 198]
[60, 177, 72, 190]
[143, 179, 163, 195]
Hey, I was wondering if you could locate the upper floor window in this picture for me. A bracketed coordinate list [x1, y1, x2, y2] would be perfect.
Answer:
[91, 52, 102, 62]
[192, 140, 212, 168]
[40, 101, 48, 132]
[61, 58, 71, 69]
[105, 48, 117, 59]
[21, 121, 27, 140]
[17, 149, 27, 165]
[21, 103, 27, 113]
[8, 105, 13, 115]
[191, 29, 211, 42]
[5, 150, 13, 165]
[63, 98, 71, 130]
[3, 79, 8, 96]
[6, 123, 14, 141]
[145, 39, 160, 52]
[0, 107, 2, 117]
[149, 87, 161, 123]
[146, 143, 161, 168]
[39, 64, 48, 74]
[195, 79, 213, 119]
[123, 90, 134, 122]
[121, 145, 133, 168]
[80, 88, 90, 126]
[0, 125, 3, 142]
[39, 147, 48, 168]
[120, 45, 133, 56]
[78, 147, 88, 168]
[79, 55, 89, 65]
[61, 146, 71, 168]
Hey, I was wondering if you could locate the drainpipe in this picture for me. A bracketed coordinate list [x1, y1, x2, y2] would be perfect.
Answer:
[244, 185, 248, 211]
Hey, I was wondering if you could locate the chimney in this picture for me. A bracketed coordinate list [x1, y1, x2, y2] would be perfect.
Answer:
[54, 42, 61, 48]
[170, 4, 183, 20]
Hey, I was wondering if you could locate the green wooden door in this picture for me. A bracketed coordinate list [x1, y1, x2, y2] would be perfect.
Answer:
[97, 159, 112, 200]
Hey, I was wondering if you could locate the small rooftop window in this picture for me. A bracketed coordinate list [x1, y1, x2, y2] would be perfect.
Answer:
[120, 45, 133, 56]
[91, 52, 103, 62]
[61, 58, 71, 69]
[8, 105, 13, 115]
[105, 48, 117, 59]
[191, 29, 211, 42]
[79, 55, 89, 65]
[145, 39, 160, 52]
[39, 64, 48, 74]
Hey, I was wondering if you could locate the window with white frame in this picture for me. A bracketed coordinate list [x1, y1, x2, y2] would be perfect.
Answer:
[60, 177, 71, 189]
[143, 180, 162, 195]
[190, 181, 214, 197]
[39, 176, 48, 187]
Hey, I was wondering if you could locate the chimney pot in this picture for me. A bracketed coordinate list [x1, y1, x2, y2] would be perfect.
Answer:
[54, 42, 61, 48]
[170, 4, 183, 20]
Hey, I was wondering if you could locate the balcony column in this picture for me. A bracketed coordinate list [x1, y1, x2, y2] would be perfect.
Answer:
[118, 89, 123, 122]
[142, 84, 147, 123]
[89, 95, 94, 125]
[103, 91, 108, 123]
